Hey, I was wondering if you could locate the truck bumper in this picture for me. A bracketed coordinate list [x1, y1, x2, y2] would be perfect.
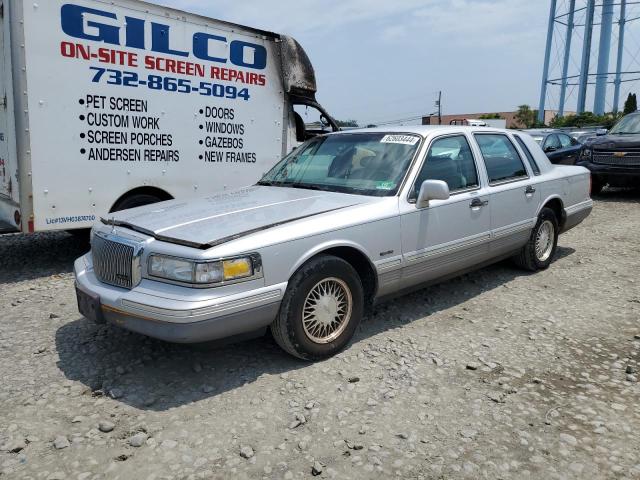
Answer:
[577, 161, 640, 187]
[74, 254, 285, 344]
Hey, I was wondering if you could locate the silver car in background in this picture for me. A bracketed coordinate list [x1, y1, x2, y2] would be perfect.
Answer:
[74, 126, 593, 360]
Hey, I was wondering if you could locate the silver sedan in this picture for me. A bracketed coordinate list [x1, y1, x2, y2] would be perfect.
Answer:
[75, 126, 593, 359]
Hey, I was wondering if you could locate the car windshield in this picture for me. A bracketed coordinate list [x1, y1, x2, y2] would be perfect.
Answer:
[258, 133, 422, 196]
[609, 115, 640, 135]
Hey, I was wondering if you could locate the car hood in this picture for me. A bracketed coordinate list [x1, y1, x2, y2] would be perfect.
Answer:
[586, 134, 640, 149]
[106, 186, 376, 249]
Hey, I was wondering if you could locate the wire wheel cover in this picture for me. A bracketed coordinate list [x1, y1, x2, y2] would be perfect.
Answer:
[302, 277, 353, 344]
[535, 220, 555, 262]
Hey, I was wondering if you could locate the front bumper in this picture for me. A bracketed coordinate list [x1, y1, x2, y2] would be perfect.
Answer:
[577, 160, 640, 186]
[74, 254, 286, 343]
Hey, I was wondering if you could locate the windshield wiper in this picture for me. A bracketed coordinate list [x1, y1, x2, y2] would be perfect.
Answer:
[287, 183, 331, 192]
[256, 180, 284, 187]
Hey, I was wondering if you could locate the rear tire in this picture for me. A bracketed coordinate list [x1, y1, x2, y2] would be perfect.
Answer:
[271, 255, 364, 360]
[111, 193, 164, 212]
[514, 207, 559, 272]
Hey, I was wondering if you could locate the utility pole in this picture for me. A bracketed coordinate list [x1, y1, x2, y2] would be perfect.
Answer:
[436, 91, 442, 125]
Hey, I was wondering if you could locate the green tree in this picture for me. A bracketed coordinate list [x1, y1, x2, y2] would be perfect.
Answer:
[550, 111, 622, 130]
[479, 113, 502, 120]
[335, 119, 359, 128]
[514, 105, 539, 128]
[623, 93, 637, 115]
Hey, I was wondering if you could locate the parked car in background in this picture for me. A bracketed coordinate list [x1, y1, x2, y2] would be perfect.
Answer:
[578, 112, 640, 193]
[525, 130, 582, 165]
[569, 128, 608, 142]
[75, 126, 593, 360]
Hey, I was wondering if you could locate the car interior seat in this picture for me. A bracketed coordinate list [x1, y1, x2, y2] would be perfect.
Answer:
[328, 147, 357, 178]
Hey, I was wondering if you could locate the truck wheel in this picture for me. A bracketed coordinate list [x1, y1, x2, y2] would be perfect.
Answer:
[514, 208, 559, 272]
[591, 178, 605, 195]
[271, 255, 364, 360]
[111, 193, 163, 212]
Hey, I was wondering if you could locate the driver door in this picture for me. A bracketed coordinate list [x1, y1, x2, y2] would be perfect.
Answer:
[399, 134, 492, 288]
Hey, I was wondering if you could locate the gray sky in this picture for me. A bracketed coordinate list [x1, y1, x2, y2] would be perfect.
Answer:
[155, 0, 550, 125]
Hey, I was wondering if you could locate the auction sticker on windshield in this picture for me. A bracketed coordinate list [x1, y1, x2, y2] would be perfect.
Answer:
[375, 181, 396, 190]
[381, 135, 420, 145]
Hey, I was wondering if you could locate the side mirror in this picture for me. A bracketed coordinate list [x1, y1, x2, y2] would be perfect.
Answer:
[416, 180, 450, 209]
[544, 146, 557, 153]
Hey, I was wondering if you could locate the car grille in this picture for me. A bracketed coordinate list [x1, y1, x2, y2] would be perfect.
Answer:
[92, 233, 137, 289]
[593, 150, 640, 167]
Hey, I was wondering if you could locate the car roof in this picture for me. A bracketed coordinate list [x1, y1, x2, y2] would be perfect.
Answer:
[328, 125, 515, 137]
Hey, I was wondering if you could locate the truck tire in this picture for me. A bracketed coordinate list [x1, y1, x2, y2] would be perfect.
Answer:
[111, 193, 163, 212]
[271, 255, 364, 360]
[514, 207, 559, 272]
[591, 177, 605, 195]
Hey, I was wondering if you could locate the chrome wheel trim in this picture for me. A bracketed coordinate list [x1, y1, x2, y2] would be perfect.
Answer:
[535, 220, 555, 262]
[302, 277, 353, 344]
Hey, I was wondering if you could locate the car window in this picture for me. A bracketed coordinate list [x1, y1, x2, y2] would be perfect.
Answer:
[558, 134, 573, 148]
[545, 134, 561, 150]
[514, 135, 541, 176]
[475, 134, 528, 184]
[412, 135, 479, 197]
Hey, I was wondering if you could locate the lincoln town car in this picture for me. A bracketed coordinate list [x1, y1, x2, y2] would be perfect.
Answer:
[74, 126, 593, 359]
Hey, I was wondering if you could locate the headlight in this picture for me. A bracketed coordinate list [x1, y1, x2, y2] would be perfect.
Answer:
[148, 254, 260, 285]
[149, 256, 195, 283]
[581, 148, 593, 160]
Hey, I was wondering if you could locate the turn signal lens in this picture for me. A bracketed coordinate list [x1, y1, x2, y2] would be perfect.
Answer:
[223, 258, 253, 281]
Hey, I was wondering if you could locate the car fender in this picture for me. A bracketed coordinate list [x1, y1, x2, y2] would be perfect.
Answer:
[536, 193, 567, 227]
[288, 239, 377, 279]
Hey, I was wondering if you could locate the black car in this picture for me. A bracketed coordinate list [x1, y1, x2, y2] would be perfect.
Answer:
[528, 130, 582, 165]
[578, 113, 640, 194]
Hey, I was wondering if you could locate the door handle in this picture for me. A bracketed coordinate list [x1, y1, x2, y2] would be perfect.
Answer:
[470, 198, 489, 209]
[525, 186, 536, 195]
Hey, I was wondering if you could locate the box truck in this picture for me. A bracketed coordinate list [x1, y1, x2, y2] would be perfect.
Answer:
[0, 0, 337, 233]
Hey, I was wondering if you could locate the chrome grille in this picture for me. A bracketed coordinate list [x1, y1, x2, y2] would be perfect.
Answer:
[593, 151, 640, 167]
[92, 233, 136, 289]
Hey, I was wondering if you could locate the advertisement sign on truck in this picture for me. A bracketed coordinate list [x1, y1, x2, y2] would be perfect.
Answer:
[0, 0, 337, 233]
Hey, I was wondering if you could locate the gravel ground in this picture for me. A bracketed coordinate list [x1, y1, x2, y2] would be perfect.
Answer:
[1, 190, 639, 480]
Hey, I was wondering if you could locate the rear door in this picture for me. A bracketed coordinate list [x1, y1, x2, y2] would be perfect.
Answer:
[0, 0, 17, 202]
[473, 133, 539, 256]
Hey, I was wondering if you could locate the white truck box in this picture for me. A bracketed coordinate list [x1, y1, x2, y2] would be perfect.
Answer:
[0, 0, 336, 233]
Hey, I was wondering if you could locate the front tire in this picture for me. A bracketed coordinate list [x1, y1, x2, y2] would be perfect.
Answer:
[271, 255, 364, 360]
[514, 208, 559, 272]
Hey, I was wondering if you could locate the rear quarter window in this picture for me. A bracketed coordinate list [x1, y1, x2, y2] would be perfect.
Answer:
[514, 135, 541, 176]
